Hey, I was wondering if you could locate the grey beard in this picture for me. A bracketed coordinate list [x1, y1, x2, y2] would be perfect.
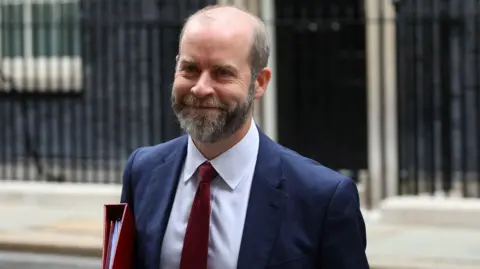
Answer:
[172, 79, 255, 144]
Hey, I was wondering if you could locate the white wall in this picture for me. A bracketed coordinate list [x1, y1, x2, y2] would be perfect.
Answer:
[365, 0, 398, 208]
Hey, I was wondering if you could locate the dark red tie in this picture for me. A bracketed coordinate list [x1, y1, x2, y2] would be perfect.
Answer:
[179, 162, 217, 269]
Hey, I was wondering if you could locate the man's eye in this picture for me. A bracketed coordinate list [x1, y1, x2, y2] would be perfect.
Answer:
[215, 69, 232, 77]
[183, 65, 198, 73]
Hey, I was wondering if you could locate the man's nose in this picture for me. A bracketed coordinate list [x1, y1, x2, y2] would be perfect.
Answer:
[191, 72, 214, 97]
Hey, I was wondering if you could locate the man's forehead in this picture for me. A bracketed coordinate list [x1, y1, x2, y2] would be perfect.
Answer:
[177, 7, 256, 68]
[181, 21, 252, 46]
[179, 26, 251, 66]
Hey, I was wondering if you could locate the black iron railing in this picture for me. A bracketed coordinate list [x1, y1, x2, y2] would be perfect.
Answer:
[1, 0, 479, 201]
[0, 0, 215, 183]
[396, 0, 480, 197]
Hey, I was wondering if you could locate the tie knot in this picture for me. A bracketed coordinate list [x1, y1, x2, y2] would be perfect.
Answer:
[198, 162, 217, 184]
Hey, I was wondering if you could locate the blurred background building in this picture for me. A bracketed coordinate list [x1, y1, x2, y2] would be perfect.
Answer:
[2, 0, 479, 205]
[1, 0, 480, 267]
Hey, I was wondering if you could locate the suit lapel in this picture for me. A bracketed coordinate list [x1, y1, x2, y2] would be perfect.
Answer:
[139, 137, 188, 269]
[237, 132, 288, 269]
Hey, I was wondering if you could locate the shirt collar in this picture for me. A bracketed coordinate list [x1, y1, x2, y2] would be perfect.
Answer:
[183, 120, 259, 190]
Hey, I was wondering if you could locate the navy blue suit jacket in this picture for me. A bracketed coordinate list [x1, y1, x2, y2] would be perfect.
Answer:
[120, 130, 369, 269]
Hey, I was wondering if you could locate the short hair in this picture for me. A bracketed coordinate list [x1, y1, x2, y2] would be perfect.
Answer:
[178, 4, 270, 75]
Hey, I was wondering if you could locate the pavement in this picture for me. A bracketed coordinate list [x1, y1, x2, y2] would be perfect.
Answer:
[1, 202, 480, 269]
[0, 251, 100, 269]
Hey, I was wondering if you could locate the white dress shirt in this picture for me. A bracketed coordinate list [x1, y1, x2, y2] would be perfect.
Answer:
[160, 121, 260, 269]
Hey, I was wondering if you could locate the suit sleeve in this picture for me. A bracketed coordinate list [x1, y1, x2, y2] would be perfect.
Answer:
[318, 178, 370, 269]
[119, 148, 143, 268]
[120, 148, 141, 206]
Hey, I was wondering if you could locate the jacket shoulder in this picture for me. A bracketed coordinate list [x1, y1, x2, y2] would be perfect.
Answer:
[133, 136, 187, 167]
[123, 135, 187, 183]
[278, 145, 355, 196]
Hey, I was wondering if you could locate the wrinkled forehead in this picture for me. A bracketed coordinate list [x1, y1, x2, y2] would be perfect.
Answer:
[179, 22, 252, 68]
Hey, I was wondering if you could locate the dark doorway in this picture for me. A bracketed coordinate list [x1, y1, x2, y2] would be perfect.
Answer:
[275, 0, 367, 179]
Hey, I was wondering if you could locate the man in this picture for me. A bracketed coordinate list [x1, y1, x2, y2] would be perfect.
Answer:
[120, 4, 369, 269]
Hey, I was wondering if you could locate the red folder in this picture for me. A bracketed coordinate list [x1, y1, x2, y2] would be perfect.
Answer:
[101, 203, 135, 269]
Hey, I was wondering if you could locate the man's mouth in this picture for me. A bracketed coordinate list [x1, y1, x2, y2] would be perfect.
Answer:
[186, 105, 223, 111]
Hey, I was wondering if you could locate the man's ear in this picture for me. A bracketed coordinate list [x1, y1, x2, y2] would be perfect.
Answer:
[175, 55, 180, 71]
[254, 67, 272, 100]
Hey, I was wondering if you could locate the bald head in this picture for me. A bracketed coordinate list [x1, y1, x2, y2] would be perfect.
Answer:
[179, 4, 270, 75]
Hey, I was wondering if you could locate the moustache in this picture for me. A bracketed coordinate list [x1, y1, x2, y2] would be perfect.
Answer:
[181, 95, 228, 110]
